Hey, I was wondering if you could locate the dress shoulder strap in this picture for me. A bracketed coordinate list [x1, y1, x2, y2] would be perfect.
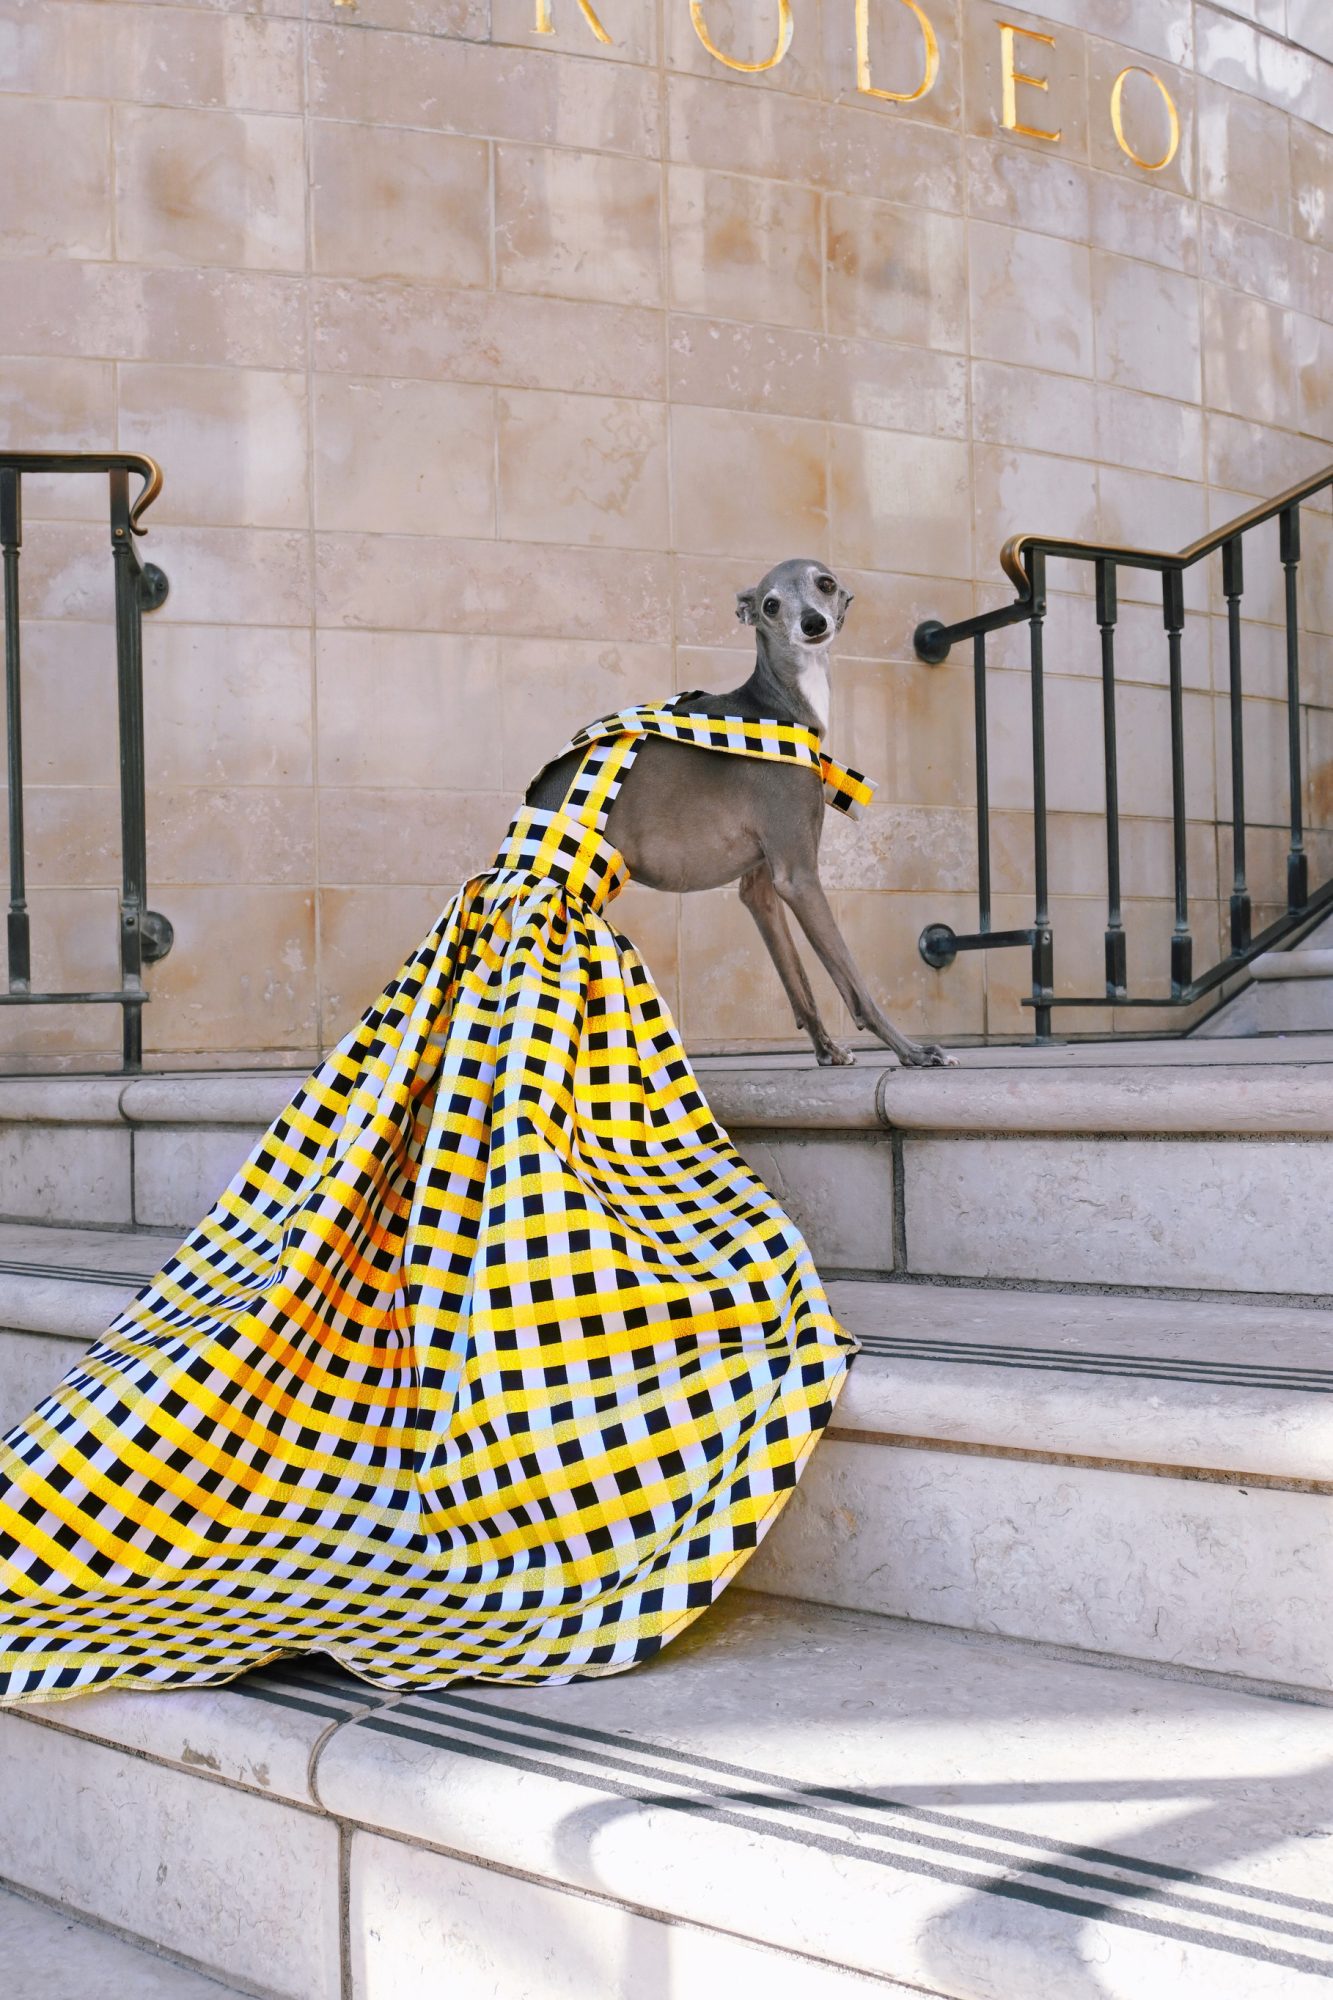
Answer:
[545, 699, 876, 821]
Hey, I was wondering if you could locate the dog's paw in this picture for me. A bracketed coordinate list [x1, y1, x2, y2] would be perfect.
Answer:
[899, 1041, 957, 1069]
[817, 1042, 856, 1067]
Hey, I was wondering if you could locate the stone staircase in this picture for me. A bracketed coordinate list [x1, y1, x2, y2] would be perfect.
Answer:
[1197, 911, 1333, 1037]
[1, 1041, 1332, 1999]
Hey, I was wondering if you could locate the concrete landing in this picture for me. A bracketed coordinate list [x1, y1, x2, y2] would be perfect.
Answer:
[0, 1883, 250, 2000]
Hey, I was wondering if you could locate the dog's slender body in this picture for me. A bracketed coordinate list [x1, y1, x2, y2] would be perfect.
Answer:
[528, 557, 952, 1068]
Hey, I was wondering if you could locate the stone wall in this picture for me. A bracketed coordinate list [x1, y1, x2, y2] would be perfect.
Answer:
[1, 0, 1331, 1062]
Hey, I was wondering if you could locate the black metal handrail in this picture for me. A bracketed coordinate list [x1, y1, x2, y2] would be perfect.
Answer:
[2, 452, 173, 1069]
[912, 463, 1333, 1040]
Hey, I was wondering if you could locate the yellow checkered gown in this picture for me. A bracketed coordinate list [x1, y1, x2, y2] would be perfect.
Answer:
[0, 705, 868, 1703]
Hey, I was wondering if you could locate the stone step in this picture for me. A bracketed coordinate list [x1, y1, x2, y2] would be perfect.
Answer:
[4, 1042, 1333, 1295]
[1197, 911, 1333, 1037]
[3, 1226, 1328, 1690]
[1, 1594, 1330, 2000]
[0, 1882, 252, 2000]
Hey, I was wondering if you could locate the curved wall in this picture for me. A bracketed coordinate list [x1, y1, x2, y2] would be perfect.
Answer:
[1, 0, 1331, 1061]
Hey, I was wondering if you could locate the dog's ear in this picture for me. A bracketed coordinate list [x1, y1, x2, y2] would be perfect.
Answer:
[735, 587, 759, 627]
[835, 589, 854, 632]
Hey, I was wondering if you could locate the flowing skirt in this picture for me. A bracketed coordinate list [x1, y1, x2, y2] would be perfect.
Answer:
[0, 863, 855, 1703]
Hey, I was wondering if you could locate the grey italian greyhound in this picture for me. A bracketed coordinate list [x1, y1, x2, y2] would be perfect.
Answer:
[529, 556, 954, 1068]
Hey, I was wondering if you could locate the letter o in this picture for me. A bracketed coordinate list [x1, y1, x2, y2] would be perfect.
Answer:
[1110, 64, 1181, 172]
[689, 0, 793, 72]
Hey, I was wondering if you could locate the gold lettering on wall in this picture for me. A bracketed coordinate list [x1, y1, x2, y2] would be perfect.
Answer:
[999, 21, 1060, 143]
[1109, 64, 1181, 172]
[689, 0, 793, 72]
[856, 0, 939, 104]
[534, 0, 613, 41]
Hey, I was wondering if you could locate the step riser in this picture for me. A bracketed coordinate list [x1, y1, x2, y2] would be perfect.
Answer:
[6, 1323, 1326, 1693]
[2, 1119, 1327, 1298]
[747, 1438, 1332, 1692]
[0, 1714, 340, 2000]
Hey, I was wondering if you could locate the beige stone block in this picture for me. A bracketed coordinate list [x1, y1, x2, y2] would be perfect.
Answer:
[492, 0, 657, 63]
[317, 535, 672, 641]
[1198, 78, 1291, 232]
[737, 1132, 894, 1271]
[308, 0, 488, 36]
[0, 258, 307, 369]
[1289, 0, 1333, 62]
[0, 99, 110, 258]
[970, 358, 1096, 460]
[1295, 311, 1333, 440]
[1202, 206, 1312, 314]
[969, 220, 1093, 377]
[964, 1, 1089, 158]
[115, 104, 306, 271]
[821, 103, 964, 208]
[663, 0, 822, 99]
[678, 886, 842, 1050]
[964, 135, 1091, 243]
[118, 363, 308, 529]
[1, 623, 116, 788]
[830, 428, 970, 580]
[1087, 36, 1195, 196]
[147, 885, 317, 1055]
[1097, 466, 1210, 610]
[991, 810, 1216, 907]
[671, 405, 827, 561]
[318, 788, 511, 888]
[1092, 251, 1200, 403]
[1090, 170, 1199, 274]
[500, 637, 674, 789]
[666, 73, 826, 188]
[820, 0, 963, 132]
[313, 377, 495, 538]
[669, 318, 967, 436]
[144, 625, 313, 786]
[971, 445, 1097, 584]
[314, 281, 663, 399]
[133, 1123, 262, 1229]
[316, 632, 503, 791]
[825, 195, 966, 351]
[310, 121, 490, 288]
[1214, 692, 1302, 829]
[143, 526, 313, 626]
[835, 889, 987, 1039]
[0, 784, 119, 889]
[498, 389, 669, 550]
[0, 1123, 131, 1226]
[1292, 117, 1333, 247]
[0, 362, 115, 524]
[496, 144, 661, 307]
[1203, 284, 1296, 428]
[668, 167, 821, 331]
[820, 803, 978, 895]
[149, 786, 315, 886]
[1094, 383, 1204, 482]
[1026, 0, 1192, 66]
[317, 883, 458, 1041]
[0, 2, 304, 113]
[832, 656, 978, 811]
[309, 20, 659, 157]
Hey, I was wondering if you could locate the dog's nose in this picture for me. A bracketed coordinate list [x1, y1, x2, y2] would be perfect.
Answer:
[801, 610, 830, 639]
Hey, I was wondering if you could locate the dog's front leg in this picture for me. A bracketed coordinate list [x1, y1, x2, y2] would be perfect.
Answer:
[738, 863, 852, 1065]
[769, 862, 956, 1068]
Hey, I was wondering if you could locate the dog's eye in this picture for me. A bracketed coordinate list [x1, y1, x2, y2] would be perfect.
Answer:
[817, 575, 836, 595]
[762, 595, 780, 616]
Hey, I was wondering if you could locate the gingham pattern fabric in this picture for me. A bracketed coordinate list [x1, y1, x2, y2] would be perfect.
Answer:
[0, 706, 861, 1705]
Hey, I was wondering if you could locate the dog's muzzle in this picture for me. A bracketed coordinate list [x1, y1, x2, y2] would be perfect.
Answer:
[800, 611, 830, 640]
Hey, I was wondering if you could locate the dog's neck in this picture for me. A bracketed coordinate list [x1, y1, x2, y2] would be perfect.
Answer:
[741, 639, 831, 737]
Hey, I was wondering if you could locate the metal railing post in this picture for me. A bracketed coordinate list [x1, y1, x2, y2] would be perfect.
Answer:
[1281, 504, 1308, 912]
[1096, 558, 1126, 997]
[1028, 552, 1053, 1038]
[1162, 568, 1192, 995]
[1, 469, 28, 992]
[1222, 535, 1251, 952]
[973, 632, 992, 937]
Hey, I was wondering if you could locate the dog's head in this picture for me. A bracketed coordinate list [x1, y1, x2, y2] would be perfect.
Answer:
[735, 558, 854, 651]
